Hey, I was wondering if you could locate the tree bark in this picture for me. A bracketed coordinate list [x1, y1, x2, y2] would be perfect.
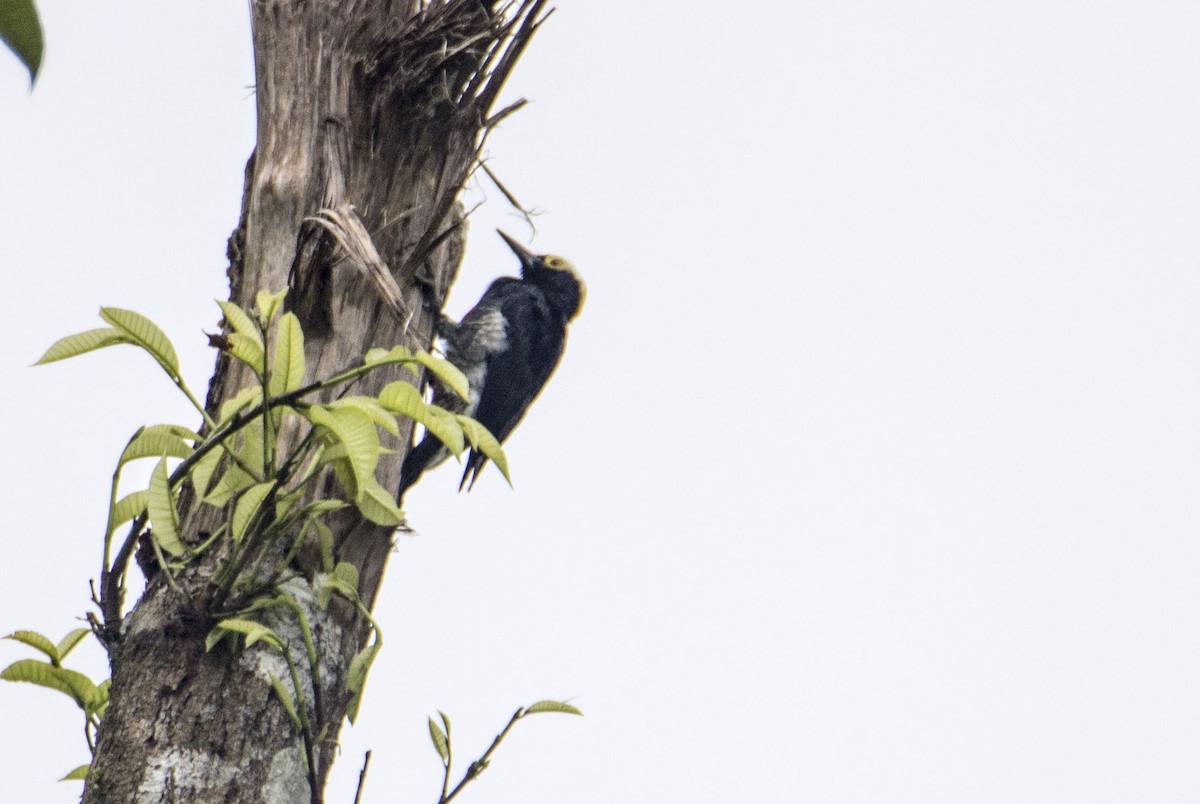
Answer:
[83, 2, 547, 800]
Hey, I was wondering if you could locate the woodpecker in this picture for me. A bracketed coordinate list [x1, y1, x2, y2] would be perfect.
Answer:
[398, 229, 586, 500]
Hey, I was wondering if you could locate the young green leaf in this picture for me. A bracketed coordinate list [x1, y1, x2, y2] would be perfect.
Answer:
[119, 426, 195, 467]
[307, 406, 379, 501]
[147, 457, 186, 557]
[317, 521, 334, 574]
[226, 332, 266, 375]
[55, 629, 91, 663]
[379, 382, 465, 456]
[216, 300, 263, 346]
[99, 308, 180, 376]
[363, 345, 414, 366]
[326, 396, 399, 438]
[4, 631, 58, 664]
[414, 350, 470, 402]
[356, 477, 403, 527]
[332, 562, 360, 595]
[270, 676, 302, 730]
[59, 765, 90, 782]
[108, 490, 149, 535]
[231, 481, 276, 543]
[93, 679, 111, 719]
[428, 716, 450, 763]
[456, 415, 511, 485]
[190, 447, 224, 500]
[269, 312, 306, 395]
[0, 660, 100, 710]
[219, 385, 264, 422]
[213, 618, 283, 651]
[524, 700, 584, 717]
[256, 288, 287, 324]
[112, 487, 153, 532]
[345, 643, 380, 724]
[202, 463, 259, 508]
[236, 415, 267, 479]
[34, 328, 127, 365]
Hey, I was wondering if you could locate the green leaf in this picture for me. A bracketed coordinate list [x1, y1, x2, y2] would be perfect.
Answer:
[299, 499, 350, 517]
[415, 350, 470, 402]
[524, 700, 584, 716]
[226, 332, 265, 375]
[145, 423, 202, 442]
[108, 490, 149, 535]
[363, 345, 414, 367]
[326, 396, 399, 438]
[191, 447, 224, 500]
[213, 618, 283, 651]
[147, 457, 186, 556]
[119, 426, 195, 467]
[216, 300, 263, 346]
[317, 521, 334, 574]
[307, 406, 379, 501]
[346, 645, 378, 693]
[256, 289, 287, 324]
[236, 416, 266, 478]
[0, 0, 43, 85]
[273, 488, 301, 521]
[93, 679, 111, 719]
[345, 644, 379, 724]
[231, 481, 275, 543]
[332, 562, 359, 595]
[0, 660, 100, 710]
[203, 464, 258, 507]
[204, 625, 234, 653]
[219, 385, 263, 423]
[379, 382, 465, 456]
[376, 381, 424, 417]
[456, 416, 511, 485]
[316, 572, 358, 609]
[4, 631, 58, 663]
[356, 477, 403, 527]
[270, 312, 306, 395]
[60, 765, 90, 782]
[34, 328, 127, 365]
[55, 629, 91, 662]
[270, 676, 302, 729]
[99, 308, 180, 376]
[428, 715, 449, 763]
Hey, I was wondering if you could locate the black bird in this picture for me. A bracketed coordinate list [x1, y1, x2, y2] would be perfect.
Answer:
[398, 230, 586, 500]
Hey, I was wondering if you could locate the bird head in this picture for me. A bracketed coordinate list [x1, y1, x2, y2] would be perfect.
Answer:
[498, 230, 587, 320]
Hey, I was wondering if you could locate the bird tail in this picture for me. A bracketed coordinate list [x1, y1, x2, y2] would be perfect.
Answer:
[458, 450, 489, 492]
[398, 435, 448, 503]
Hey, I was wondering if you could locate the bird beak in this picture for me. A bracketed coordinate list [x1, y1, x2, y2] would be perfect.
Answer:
[497, 229, 537, 269]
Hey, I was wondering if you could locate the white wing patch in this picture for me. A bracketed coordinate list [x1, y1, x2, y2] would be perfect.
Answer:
[447, 308, 508, 417]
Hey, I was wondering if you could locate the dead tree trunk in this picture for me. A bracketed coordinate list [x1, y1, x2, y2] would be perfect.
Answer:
[83, 2, 548, 800]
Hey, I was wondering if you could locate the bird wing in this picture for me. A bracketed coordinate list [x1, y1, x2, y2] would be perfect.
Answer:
[460, 284, 567, 489]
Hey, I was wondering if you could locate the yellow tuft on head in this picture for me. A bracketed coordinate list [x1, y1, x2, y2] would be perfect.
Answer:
[542, 255, 586, 317]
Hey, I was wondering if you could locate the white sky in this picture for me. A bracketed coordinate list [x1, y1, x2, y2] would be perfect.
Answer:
[3, 1, 1200, 802]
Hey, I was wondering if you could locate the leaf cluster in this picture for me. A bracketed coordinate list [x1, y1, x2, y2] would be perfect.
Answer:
[0, 629, 106, 781]
[9, 289, 510, 781]
[427, 700, 582, 803]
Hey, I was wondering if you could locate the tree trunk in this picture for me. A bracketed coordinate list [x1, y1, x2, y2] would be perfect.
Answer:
[84, 2, 547, 800]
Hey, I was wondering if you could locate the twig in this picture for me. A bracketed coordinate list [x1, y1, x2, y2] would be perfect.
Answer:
[354, 750, 372, 804]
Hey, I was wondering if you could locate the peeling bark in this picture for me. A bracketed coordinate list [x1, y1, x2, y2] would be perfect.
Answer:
[84, 2, 549, 800]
